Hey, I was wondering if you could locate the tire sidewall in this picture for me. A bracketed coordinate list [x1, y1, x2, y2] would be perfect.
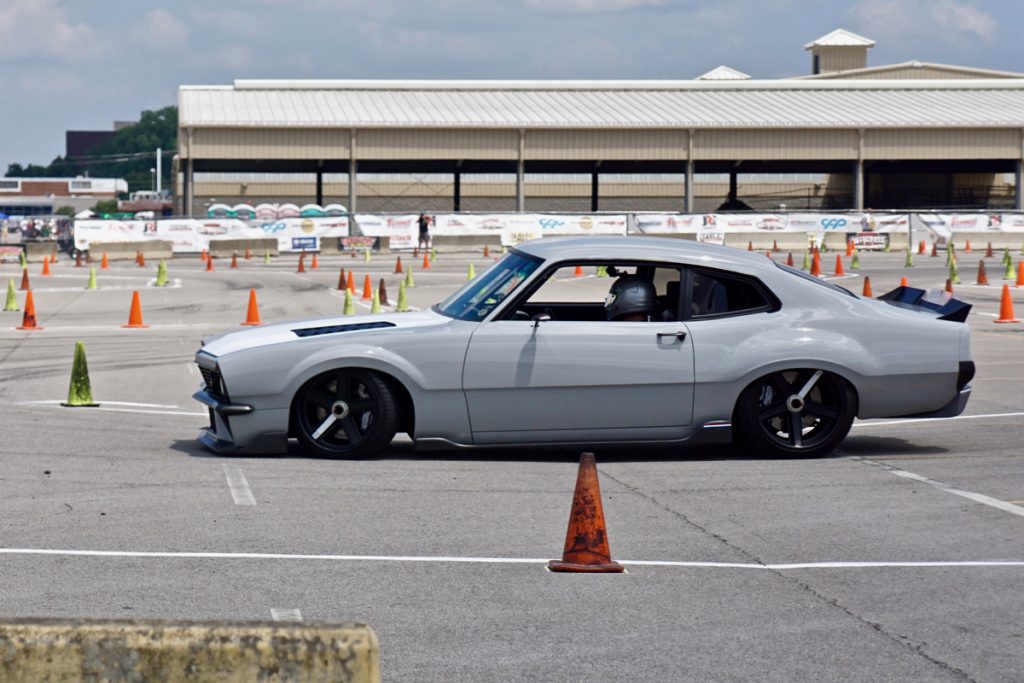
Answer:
[293, 370, 399, 459]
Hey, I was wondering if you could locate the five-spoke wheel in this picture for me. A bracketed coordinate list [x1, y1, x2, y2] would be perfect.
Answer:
[293, 369, 398, 458]
[734, 369, 856, 458]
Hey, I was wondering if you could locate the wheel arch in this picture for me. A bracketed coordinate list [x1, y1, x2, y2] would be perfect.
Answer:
[287, 364, 417, 438]
[728, 361, 862, 424]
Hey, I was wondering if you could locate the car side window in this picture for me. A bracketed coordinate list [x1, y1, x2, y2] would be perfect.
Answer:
[689, 270, 773, 318]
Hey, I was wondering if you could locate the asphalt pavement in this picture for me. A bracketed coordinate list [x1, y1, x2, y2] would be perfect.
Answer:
[0, 244, 1021, 681]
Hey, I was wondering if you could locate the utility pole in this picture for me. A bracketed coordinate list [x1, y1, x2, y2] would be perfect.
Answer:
[156, 147, 162, 194]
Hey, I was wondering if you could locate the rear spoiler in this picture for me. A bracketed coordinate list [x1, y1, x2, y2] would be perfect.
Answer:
[876, 286, 972, 323]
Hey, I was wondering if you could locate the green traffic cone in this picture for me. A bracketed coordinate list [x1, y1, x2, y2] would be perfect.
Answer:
[949, 258, 961, 285]
[903, 250, 913, 268]
[1004, 258, 1017, 281]
[467, 263, 475, 281]
[396, 281, 410, 312]
[370, 289, 382, 314]
[264, 250, 272, 264]
[1020, 242, 1024, 256]
[62, 341, 98, 407]
[343, 288, 356, 315]
[802, 250, 811, 271]
[501, 245, 508, 254]
[883, 240, 890, 253]
[154, 260, 168, 287]
[4, 278, 19, 311]
[596, 265, 608, 278]
[404, 267, 415, 288]
[1003, 248, 1012, 266]
[850, 251, 860, 269]
[430, 247, 437, 262]
[363, 247, 371, 262]
[85, 266, 98, 290]
[19, 250, 26, 268]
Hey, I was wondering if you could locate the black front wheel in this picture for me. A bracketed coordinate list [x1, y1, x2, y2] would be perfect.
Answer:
[734, 369, 856, 458]
[293, 369, 398, 458]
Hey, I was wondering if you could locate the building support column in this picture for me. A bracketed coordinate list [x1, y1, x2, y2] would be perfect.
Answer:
[853, 128, 865, 211]
[453, 171, 461, 212]
[590, 171, 599, 212]
[315, 162, 323, 206]
[185, 128, 194, 217]
[1016, 159, 1023, 211]
[515, 129, 525, 212]
[728, 168, 738, 204]
[347, 129, 357, 213]
[684, 130, 695, 213]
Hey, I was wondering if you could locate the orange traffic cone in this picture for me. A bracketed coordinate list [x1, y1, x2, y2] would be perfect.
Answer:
[574, 265, 584, 277]
[135, 251, 141, 266]
[931, 243, 938, 257]
[833, 255, 845, 276]
[747, 241, 753, 251]
[362, 274, 373, 300]
[810, 250, 821, 277]
[200, 249, 208, 263]
[422, 253, 430, 269]
[1017, 260, 1024, 288]
[394, 256, 403, 274]
[965, 240, 972, 254]
[845, 240, 854, 257]
[244, 246, 252, 260]
[995, 284, 1020, 323]
[786, 252, 794, 267]
[378, 278, 388, 305]
[19, 268, 30, 291]
[945, 279, 954, 294]
[986, 242, 994, 258]
[547, 453, 623, 573]
[16, 290, 42, 330]
[74, 252, 82, 268]
[918, 240, 926, 255]
[241, 289, 262, 325]
[772, 239, 779, 253]
[41, 257, 51, 276]
[122, 290, 148, 328]
[101, 252, 109, 270]
[337, 267, 347, 290]
[977, 260, 989, 285]
[138, 252, 146, 268]
[900, 276, 909, 287]
[205, 255, 214, 272]
[483, 245, 490, 258]
[297, 252, 306, 273]
[311, 254, 319, 270]
[346, 270, 355, 292]
[413, 247, 419, 258]
[765, 250, 772, 259]
[230, 253, 238, 269]
[862, 276, 874, 298]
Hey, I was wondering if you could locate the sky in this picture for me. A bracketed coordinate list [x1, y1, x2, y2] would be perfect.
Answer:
[1, 0, 1022, 173]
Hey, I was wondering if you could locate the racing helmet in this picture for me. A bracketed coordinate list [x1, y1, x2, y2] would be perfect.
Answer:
[605, 275, 657, 320]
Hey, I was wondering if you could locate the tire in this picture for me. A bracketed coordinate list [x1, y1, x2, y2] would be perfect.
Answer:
[292, 369, 398, 458]
[733, 369, 856, 458]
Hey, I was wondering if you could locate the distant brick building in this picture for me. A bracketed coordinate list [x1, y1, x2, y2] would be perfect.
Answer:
[0, 177, 127, 216]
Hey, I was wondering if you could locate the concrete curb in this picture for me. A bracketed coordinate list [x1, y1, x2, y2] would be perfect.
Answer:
[0, 618, 380, 682]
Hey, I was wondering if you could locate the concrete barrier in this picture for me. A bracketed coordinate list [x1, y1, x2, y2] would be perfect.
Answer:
[23, 242, 58, 263]
[722, 232, 815, 252]
[88, 241, 174, 261]
[0, 618, 380, 682]
[950, 232, 1024, 252]
[208, 238, 279, 258]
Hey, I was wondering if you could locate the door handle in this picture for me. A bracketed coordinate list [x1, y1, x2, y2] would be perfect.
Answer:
[656, 331, 687, 341]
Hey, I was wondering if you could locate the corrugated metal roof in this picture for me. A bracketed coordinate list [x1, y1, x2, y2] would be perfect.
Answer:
[179, 80, 1024, 129]
[804, 29, 875, 48]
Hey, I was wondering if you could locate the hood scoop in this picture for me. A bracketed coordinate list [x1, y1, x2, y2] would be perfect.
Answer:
[292, 321, 396, 338]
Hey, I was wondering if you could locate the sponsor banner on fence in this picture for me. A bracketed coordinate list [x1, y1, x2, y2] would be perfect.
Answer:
[0, 245, 23, 261]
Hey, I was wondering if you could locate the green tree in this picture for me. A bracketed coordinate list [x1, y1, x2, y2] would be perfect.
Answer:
[55, 206, 77, 217]
[91, 199, 119, 215]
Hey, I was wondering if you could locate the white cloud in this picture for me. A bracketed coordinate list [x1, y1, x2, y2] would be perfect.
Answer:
[522, 0, 666, 13]
[134, 8, 189, 53]
[217, 44, 253, 71]
[0, 0, 100, 61]
[850, 0, 996, 44]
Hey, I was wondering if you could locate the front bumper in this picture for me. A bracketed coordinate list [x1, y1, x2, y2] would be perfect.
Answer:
[193, 389, 287, 454]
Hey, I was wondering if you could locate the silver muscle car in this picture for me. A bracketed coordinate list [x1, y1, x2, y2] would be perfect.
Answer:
[194, 236, 974, 459]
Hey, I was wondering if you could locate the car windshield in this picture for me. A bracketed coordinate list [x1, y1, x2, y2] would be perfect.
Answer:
[435, 250, 542, 321]
[774, 262, 857, 298]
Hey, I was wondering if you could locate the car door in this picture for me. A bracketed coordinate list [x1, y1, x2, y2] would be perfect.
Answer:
[461, 263, 695, 444]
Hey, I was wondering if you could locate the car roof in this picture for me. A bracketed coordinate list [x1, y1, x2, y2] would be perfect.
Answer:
[514, 235, 777, 274]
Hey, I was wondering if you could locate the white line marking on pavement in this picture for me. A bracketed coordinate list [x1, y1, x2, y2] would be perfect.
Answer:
[223, 464, 257, 506]
[271, 609, 303, 622]
[0, 548, 1021, 570]
[20, 400, 182, 408]
[851, 457, 1024, 518]
[852, 411, 1024, 428]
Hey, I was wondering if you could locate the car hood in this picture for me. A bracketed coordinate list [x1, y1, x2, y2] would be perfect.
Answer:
[200, 308, 452, 357]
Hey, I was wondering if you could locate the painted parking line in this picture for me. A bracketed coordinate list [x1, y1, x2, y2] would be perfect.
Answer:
[271, 609, 303, 622]
[0, 548, 1021, 571]
[16, 400, 206, 418]
[223, 464, 257, 506]
[851, 456, 1024, 519]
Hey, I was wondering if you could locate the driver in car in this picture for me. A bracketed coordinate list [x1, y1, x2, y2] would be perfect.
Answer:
[605, 275, 657, 322]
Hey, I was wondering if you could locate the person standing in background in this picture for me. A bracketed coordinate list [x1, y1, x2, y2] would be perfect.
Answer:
[417, 212, 432, 250]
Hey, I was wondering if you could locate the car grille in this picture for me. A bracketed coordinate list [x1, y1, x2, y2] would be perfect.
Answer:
[200, 367, 225, 399]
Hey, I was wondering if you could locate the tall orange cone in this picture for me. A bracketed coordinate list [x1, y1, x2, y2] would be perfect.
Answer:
[483, 245, 490, 258]
[101, 252, 109, 270]
[378, 278, 388, 305]
[230, 253, 238, 269]
[772, 239, 779, 253]
[945, 278, 954, 294]
[765, 250, 772, 259]
[900, 276, 909, 287]
[362, 273, 373, 300]
[833, 254, 845, 276]
[786, 252, 794, 267]
[547, 453, 624, 573]
[122, 290, 148, 328]
[135, 251, 141, 266]
[574, 264, 584, 277]
[41, 257, 51, 276]
[810, 249, 821, 277]
[965, 240, 972, 254]
[297, 252, 306, 273]
[346, 270, 355, 292]
[241, 289, 262, 325]
[311, 253, 319, 270]
[845, 240, 854, 257]
[977, 260, 989, 285]
[422, 252, 430, 269]
[986, 242, 994, 258]
[1017, 260, 1024, 288]
[205, 255, 214, 272]
[20, 268, 30, 291]
[994, 284, 1019, 323]
[413, 246, 419, 258]
[337, 267, 347, 290]
[75, 251, 83, 268]
[862, 276, 873, 298]
[747, 241, 753, 251]
[16, 290, 42, 330]
[931, 242, 938, 257]
[394, 256, 403, 274]
[138, 252, 145, 268]
[244, 246, 252, 260]
[918, 240, 926, 255]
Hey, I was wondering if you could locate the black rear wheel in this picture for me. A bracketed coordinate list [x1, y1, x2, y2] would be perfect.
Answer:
[734, 369, 856, 458]
[293, 369, 398, 458]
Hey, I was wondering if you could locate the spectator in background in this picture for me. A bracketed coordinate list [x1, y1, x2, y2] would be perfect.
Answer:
[417, 212, 432, 250]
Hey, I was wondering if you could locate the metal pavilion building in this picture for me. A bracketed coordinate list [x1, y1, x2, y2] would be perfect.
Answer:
[175, 31, 1024, 216]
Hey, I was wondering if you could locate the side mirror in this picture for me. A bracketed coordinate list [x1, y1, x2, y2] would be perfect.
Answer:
[531, 313, 551, 328]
